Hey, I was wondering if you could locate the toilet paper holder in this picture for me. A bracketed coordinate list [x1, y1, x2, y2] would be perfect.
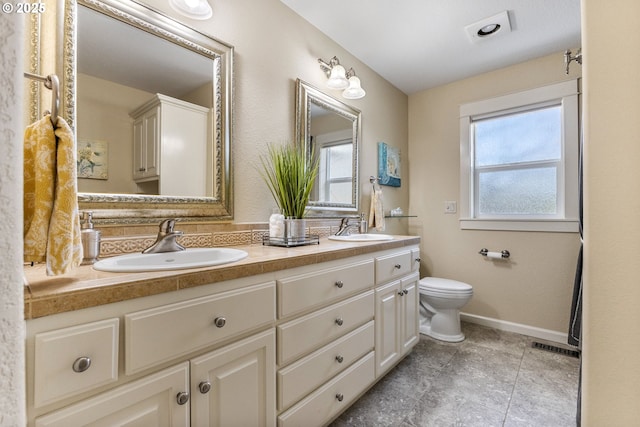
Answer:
[479, 248, 510, 259]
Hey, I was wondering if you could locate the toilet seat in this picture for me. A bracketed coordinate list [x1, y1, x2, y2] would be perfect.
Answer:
[422, 288, 473, 299]
[419, 277, 472, 293]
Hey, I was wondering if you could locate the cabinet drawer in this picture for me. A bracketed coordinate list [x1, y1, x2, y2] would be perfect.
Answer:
[125, 281, 275, 374]
[33, 318, 119, 408]
[277, 290, 373, 366]
[278, 321, 374, 411]
[277, 351, 375, 427]
[278, 259, 374, 318]
[375, 250, 412, 284]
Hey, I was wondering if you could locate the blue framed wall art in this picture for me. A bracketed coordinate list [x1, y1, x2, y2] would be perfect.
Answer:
[377, 142, 401, 187]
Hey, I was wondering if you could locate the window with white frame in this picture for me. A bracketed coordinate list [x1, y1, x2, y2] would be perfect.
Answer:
[459, 80, 580, 232]
[317, 140, 353, 204]
[311, 129, 354, 205]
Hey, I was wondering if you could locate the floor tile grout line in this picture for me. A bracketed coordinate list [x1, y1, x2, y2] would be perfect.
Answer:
[501, 343, 528, 426]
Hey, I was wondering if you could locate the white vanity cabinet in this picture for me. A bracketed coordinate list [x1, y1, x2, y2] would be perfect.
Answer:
[130, 93, 209, 196]
[26, 242, 421, 427]
[374, 250, 420, 376]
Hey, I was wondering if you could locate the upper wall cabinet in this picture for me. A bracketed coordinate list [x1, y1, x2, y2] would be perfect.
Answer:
[130, 94, 209, 196]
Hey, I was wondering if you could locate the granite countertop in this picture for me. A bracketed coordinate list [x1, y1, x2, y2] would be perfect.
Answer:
[23, 236, 420, 320]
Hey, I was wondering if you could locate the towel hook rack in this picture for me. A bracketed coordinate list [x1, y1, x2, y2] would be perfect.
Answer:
[369, 175, 380, 191]
[23, 72, 59, 127]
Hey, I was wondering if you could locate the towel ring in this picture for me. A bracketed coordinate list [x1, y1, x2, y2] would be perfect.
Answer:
[23, 72, 59, 127]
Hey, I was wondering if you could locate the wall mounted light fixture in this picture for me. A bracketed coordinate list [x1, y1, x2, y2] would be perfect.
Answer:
[318, 56, 366, 99]
[169, 0, 212, 20]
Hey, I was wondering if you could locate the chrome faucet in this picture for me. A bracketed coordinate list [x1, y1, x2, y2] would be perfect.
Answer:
[335, 214, 368, 236]
[142, 219, 185, 254]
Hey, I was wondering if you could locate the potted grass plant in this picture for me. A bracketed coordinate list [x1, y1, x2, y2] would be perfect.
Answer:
[259, 142, 319, 239]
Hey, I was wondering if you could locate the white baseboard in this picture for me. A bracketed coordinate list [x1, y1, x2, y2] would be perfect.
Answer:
[460, 312, 569, 344]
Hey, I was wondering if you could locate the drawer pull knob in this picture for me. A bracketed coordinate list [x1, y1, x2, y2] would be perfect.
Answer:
[198, 381, 212, 394]
[72, 357, 91, 373]
[176, 391, 190, 405]
[403, 289, 409, 295]
[398, 291, 405, 296]
[336, 393, 344, 402]
[335, 355, 344, 363]
[335, 318, 344, 326]
[415, 258, 421, 263]
[214, 317, 227, 328]
[335, 280, 344, 288]
[394, 264, 402, 269]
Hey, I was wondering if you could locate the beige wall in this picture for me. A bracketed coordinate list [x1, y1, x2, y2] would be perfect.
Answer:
[77, 73, 152, 194]
[140, 0, 409, 234]
[408, 53, 582, 334]
[582, 0, 640, 423]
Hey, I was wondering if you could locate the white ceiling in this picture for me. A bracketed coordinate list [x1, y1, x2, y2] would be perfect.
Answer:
[78, 5, 213, 99]
[280, 0, 582, 94]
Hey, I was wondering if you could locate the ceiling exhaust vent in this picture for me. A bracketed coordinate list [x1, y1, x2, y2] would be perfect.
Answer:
[465, 10, 512, 43]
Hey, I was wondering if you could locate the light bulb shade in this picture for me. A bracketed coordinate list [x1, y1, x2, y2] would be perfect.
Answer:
[342, 76, 366, 99]
[326, 64, 349, 89]
[169, 0, 212, 20]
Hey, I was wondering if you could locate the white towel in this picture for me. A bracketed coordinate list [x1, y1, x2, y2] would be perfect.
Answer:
[368, 187, 385, 232]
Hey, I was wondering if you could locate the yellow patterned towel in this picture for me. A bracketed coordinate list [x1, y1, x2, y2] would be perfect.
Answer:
[24, 115, 83, 276]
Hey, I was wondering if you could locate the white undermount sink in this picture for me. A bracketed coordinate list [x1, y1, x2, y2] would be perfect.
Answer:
[93, 247, 248, 273]
[328, 234, 394, 242]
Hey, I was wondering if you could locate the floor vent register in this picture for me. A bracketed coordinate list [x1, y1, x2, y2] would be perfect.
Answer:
[531, 341, 580, 358]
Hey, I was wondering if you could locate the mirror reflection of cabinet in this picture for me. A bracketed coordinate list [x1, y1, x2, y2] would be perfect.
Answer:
[131, 103, 159, 182]
[130, 94, 210, 196]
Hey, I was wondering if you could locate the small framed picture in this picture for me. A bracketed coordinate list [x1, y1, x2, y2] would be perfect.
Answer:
[77, 139, 108, 180]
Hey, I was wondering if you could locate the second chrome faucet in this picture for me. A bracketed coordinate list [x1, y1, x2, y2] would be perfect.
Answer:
[335, 214, 368, 236]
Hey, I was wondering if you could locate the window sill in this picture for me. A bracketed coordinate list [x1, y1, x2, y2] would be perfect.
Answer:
[460, 218, 579, 233]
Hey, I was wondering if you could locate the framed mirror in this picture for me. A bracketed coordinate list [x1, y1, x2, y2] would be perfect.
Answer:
[295, 79, 361, 215]
[57, 0, 233, 224]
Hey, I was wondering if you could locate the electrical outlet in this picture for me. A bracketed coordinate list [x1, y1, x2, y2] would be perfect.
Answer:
[444, 201, 457, 214]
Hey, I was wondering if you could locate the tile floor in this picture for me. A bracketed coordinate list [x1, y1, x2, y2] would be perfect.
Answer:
[330, 322, 580, 427]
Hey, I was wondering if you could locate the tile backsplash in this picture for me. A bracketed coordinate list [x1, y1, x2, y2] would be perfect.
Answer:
[98, 219, 342, 257]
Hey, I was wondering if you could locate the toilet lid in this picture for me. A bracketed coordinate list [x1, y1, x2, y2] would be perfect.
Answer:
[419, 277, 472, 292]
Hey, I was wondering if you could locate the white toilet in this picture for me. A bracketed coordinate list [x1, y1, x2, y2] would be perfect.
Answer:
[418, 277, 473, 342]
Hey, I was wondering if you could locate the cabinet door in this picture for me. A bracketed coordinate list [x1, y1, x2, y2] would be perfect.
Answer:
[400, 273, 420, 353]
[191, 329, 276, 427]
[132, 117, 145, 180]
[142, 107, 159, 178]
[375, 280, 401, 377]
[132, 107, 160, 181]
[35, 362, 190, 427]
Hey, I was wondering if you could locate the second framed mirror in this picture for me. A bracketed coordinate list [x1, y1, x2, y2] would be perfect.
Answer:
[295, 79, 361, 216]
